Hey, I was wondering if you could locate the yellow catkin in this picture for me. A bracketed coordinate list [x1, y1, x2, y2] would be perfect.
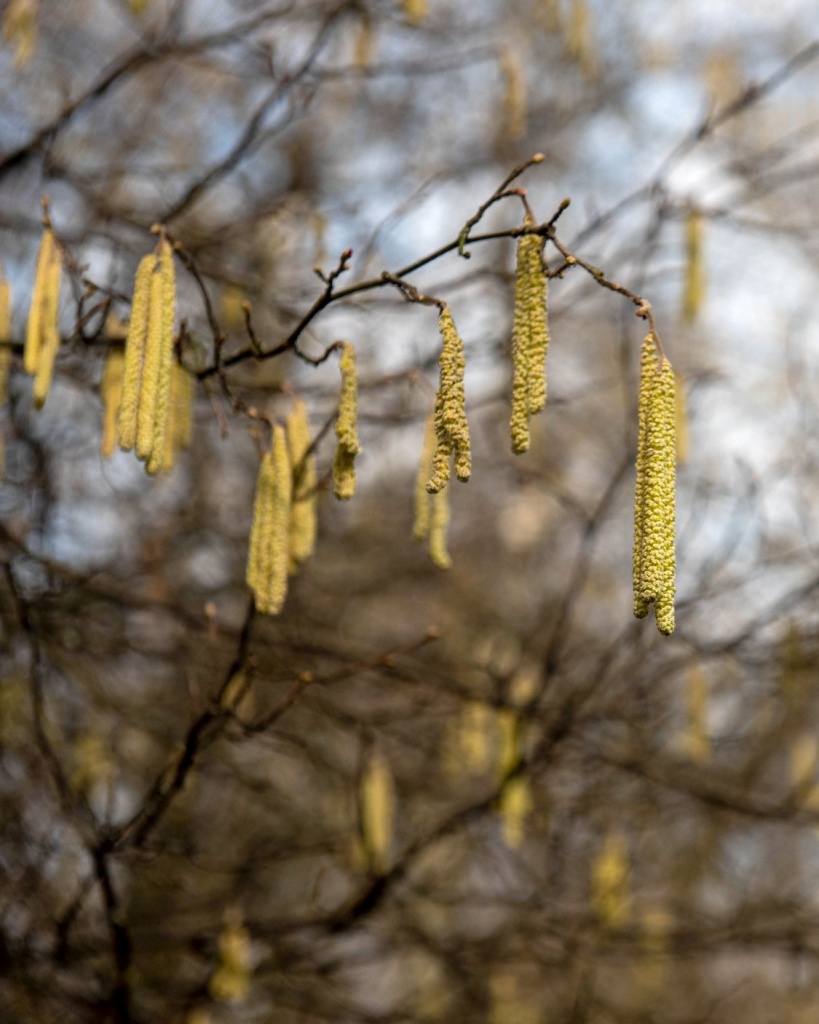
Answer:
[427, 306, 470, 493]
[353, 14, 374, 69]
[172, 365, 196, 451]
[565, 0, 597, 79]
[683, 664, 710, 762]
[0, 270, 11, 407]
[496, 708, 520, 781]
[510, 222, 548, 453]
[246, 426, 292, 615]
[2, 0, 38, 68]
[118, 255, 155, 452]
[208, 916, 251, 1003]
[592, 831, 630, 929]
[145, 240, 176, 475]
[287, 398, 317, 569]
[333, 342, 361, 500]
[402, 0, 428, 23]
[413, 414, 451, 568]
[32, 241, 63, 409]
[136, 266, 164, 461]
[24, 227, 54, 375]
[632, 334, 676, 635]
[499, 48, 527, 142]
[682, 211, 705, 323]
[100, 350, 125, 459]
[360, 751, 394, 873]
[499, 775, 532, 849]
[461, 701, 492, 775]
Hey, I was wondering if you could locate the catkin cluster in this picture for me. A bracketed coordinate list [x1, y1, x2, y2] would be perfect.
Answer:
[633, 333, 676, 635]
[510, 221, 549, 453]
[412, 414, 451, 568]
[427, 306, 471, 493]
[287, 398, 317, 570]
[24, 227, 63, 410]
[117, 239, 177, 474]
[333, 342, 361, 500]
[246, 425, 292, 615]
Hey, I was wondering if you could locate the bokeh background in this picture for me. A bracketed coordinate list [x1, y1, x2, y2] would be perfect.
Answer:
[3, 1, 819, 1022]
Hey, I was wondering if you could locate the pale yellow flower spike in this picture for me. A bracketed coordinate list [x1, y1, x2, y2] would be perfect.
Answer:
[172, 365, 196, 451]
[675, 372, 689, 463]
[402, 0, 428, 24]
[632, 334, 677, 635]
[136, 264, 165, 462]
[208, 917, 251, 1003]
[333, 342, 361, 500]
[500, 776, 532, 850]
[412, 415, 436, 543]
[683, 665, 710, 763]
[0, 269, 11, 408]
[428, 488, 451, 569]
[118, 254, 155, 452]
[3, 0, 38, 69]
[592, 831, 631, 929]
[24, 226, 54, 375]
[248, 426, 292, 616]
[499, 48, 527, 143]
[682, 210, 705, 323]
[32, 241, 63, 409]
[360, 751, 395, 874]
[145, 240, 176, 475]
[427, 306, 470, 492]
[510, 221, 548, 453]
[287, 398, 317, 569]
[100, 350, 125, 459]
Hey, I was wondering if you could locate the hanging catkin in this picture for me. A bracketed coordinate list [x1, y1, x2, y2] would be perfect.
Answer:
[100, 350, 125, 459]
[510, 220, 549, 453]
[682, 210, 705, 323]
[246, 425, 292, 615]
[413, 414, 451, 568]
[333, 342, 361, 500]
[427, 306, 470, 493]
[592, 831, 631, 929]
[632, 333, 676, 635]
[287, 398, 317, 569]
[360, 751, 395, 873]
[118, 238, 177, 473]
[24, 226, 63, 409]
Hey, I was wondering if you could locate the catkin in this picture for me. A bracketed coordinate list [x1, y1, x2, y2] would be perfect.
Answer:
[682, 211, 705, 323]
[413, 414, 451, 568]
[100, 350, 125, 458]
[31, 239, 62, 409]
[510, 221, 549, 453]
[360, 751, 394, 873]
[118, 255, 155, 452]
[499, 775, 532, 850]
[499, 48, 527, 143]
[333, 342, 361, 500]
[246, 425, 292, 615]
[145, 240, 176, 475]
[427, 306, 471, 493]
[287, 398, 317, 568]
[3, 0, 38, 69]
[402, 0, 427, 23]
[592, 831, 630, 929]
[632, 334, 676, 635]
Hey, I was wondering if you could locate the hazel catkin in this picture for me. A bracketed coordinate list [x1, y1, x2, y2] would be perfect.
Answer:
[287, 398, 317, 569]
[427, 306, 470, 493]
[510, 220, 549, 453]
[632, 333, 676, 635]
[333, 342, 361, 500]
[246, 425, 292, 615]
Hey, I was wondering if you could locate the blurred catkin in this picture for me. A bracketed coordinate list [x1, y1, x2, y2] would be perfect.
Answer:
[510, 220, 549, 453]
[427, 306, 470, 493]
[499, 776, 532, 849]
[0, 268, 11, 408]
[100, 350, 125, 459]
[246, 426, 292, 615]
[360, 751, 395, 873]
[413, 414, 451, 568]
[333, 342, 361, 500]
[632, 334, 676, 635]
[592, 831, 631, 929]
[2, 0, 38, 68]
[499, 47, 527, 143]
[118, 254, 154, 452]
[287, 398, 317, 569]
[30, 236, 62, 409]
[682, 210, 705, 323]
